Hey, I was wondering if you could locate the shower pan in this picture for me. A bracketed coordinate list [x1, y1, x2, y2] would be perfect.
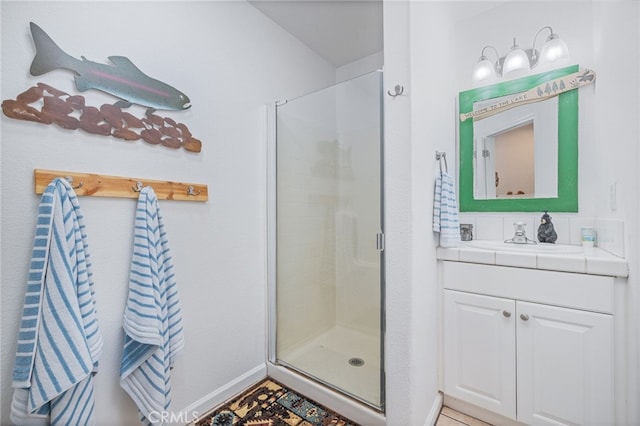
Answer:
[267, 71, 385, 412]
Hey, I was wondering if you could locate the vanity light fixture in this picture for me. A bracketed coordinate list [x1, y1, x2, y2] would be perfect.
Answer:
[502, 38, 531, 77]
[472, 45, 501, 85]
[472, 26, 570, 85]
[531, 26, 570, 68]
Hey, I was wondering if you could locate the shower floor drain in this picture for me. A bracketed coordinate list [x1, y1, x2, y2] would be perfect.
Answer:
[348, 357, 365, 367]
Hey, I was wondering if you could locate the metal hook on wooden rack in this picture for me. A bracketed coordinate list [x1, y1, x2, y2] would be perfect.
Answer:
[64, 176, 84, 190]
[132, 181, 144, 192]
[186, 185, 201, 196]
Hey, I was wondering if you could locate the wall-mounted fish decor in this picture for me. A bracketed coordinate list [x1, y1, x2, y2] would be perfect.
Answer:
[29, 22, 191, 114]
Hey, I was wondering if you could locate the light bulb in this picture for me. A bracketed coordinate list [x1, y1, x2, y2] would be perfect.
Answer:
[472, 58, 497, 84]
[502, 38, 531, 77]
[471, 46, 501, 86]
[538, 35, 570, 66]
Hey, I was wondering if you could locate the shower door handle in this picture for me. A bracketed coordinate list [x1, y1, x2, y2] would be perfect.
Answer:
[376, 232, 385, 252]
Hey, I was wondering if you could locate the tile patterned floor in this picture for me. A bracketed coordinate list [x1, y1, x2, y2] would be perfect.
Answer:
[192, 376, 488, 426]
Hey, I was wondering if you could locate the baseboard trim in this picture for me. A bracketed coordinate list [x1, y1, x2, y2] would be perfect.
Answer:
[425, 392, 444, 426]
[443, 394, 520, 426]
[183, 364, 266, 423]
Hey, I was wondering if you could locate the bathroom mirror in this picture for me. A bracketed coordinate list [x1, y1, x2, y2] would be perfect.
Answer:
[458, 65, 579, 212]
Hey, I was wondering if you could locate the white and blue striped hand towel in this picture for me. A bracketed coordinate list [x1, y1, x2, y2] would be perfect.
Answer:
[11, 178, 103, 425]
[433, 172, 461, 247]
[120, 186, 185, 425]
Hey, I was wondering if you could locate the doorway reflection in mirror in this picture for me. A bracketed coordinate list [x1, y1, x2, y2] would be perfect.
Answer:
[473, 96, 557, 200]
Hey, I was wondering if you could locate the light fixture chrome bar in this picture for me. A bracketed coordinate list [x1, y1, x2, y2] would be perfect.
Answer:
[471, 25, 570, 86]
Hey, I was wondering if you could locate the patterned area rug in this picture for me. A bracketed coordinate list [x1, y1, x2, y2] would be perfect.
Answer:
[194, 378, 359, 426]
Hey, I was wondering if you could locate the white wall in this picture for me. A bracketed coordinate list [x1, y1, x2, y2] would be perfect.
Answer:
[590, 3, 640, 423]
[336, 51, 384, 83]
[0, 2, 336, 425]
[382, 1, 444, 424]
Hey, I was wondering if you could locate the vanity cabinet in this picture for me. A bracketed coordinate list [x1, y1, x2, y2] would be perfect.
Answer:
[515, 300, 612, 425]
[442, 262, 615, 425]
[443, 291, 516, 418]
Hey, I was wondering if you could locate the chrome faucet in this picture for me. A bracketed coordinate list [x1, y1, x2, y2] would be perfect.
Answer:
[505, 221, 536, 245]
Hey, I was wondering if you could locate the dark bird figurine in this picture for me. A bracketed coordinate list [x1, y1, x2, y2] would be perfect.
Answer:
[538, 211, 558, 243]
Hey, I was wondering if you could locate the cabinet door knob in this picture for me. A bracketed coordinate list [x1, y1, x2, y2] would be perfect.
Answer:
[520, 313, 530, 321]
[503, 310, 511, 318]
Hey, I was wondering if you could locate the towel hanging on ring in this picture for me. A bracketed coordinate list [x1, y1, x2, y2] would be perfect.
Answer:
[433, 152, 461, 247]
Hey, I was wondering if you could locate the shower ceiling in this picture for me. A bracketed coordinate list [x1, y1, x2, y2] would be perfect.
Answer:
[248, 0, 383, 67]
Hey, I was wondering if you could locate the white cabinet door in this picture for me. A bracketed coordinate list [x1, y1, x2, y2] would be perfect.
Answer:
[516, 301, 614, 425]
[444, 290, 517, 419]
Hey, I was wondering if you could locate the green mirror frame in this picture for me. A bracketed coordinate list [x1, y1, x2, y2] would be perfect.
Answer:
[458, 64, 579, 212]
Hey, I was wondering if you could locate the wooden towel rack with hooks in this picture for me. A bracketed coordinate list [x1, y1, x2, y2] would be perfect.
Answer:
[34, 169, 208, 202]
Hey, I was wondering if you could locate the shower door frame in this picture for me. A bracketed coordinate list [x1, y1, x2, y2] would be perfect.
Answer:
[266, 70, 386, 413]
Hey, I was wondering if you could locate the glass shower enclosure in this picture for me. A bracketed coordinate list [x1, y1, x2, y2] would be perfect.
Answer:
[271, 71, 384, 409]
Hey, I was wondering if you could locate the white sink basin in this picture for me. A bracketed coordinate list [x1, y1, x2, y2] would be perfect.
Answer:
[463, 240, 584, 254]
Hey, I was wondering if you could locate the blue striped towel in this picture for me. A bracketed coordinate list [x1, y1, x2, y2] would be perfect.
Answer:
[433, 171, 461, 247]
[11, 178, 103, 425]
[120, 186, 184, 425]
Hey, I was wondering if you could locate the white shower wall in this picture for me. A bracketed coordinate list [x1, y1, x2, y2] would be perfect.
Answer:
[274, 71, 383, 408]
[335, 74, 382, 334]
[276, 89, 339, 351]
[276, 72, 382, 354]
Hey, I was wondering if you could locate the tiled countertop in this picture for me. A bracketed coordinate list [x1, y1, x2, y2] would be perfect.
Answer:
[437, 241, 629, 277]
